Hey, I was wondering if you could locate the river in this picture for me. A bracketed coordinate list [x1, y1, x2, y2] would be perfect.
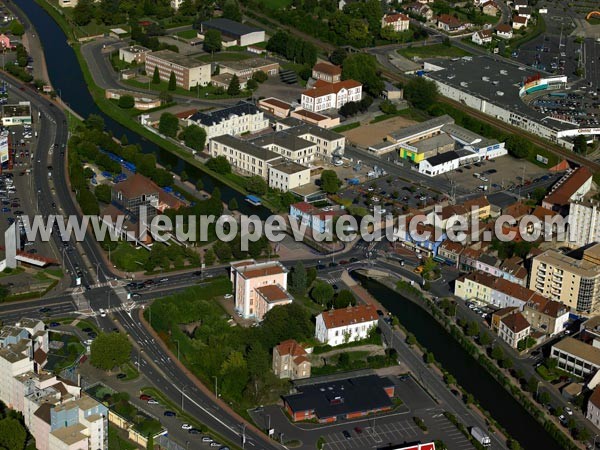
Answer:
[17, 0, 270, 219]
[357, 275, 562, 450]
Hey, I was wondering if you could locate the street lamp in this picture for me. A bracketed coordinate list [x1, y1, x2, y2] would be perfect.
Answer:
[241, 424, 246, 450]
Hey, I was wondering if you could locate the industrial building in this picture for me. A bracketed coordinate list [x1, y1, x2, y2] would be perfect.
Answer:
[199, 18, 265, 47]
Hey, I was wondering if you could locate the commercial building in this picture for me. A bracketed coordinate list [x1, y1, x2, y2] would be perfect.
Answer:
[289, 202, 336, 234]
[312, 62, 342, 83]
[272, 340, 311, 380]
[187, 102, 269, 140]
[529, 244, 600, 313]
[421, 57, 578, 147]
[230, 259, 293, 321]
[200, 18, 265, 47]
[268, 160, 311, 191]
[542, 166, 593, 213]
[283, 374, 394, 422]
[498, 312, 530, 348]
[118, 45, 150, 64]
[381, 13, 410, 32]
[219, 58, 279, 79]
[210, 73, 248, 90]
[2, 102, 32, 126]
[315, 305, 378, 346]
[145, 50, 211, 90]
[551, 337, 600, 377]
[301, 79, 362, 113]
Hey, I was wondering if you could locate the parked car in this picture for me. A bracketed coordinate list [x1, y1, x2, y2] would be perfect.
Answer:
[147, 399, 159, 405]
[116, 373, 126, 379]
[139, 395, 151, 401]
[224, 294, 233, 299]
[164, 411, 176, 417]
[181, 424, 193, 430]
[343, 430, 352, 440]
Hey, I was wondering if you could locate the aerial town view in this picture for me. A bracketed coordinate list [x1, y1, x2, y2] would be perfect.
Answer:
[0, 0, 598, 448]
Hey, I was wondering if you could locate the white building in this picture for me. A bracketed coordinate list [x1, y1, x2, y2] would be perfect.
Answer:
[315, 305, 378, 347]
[498, 312, 530, 348]
[495, 24, 513, 39]
[118, 45, 150, 64]
[381, 13, 410, 32]
[268, 160, 311, 191]
[209, 135, 281, 179]
[551, 337, 600, 377]
[301, 80, 362, 113]
[200, 18, 265, 47]
[276, 121, 346, 161]
[187, 102, 269, 140]
[145, 50, 211, 90]
[472, 29, 493, 45]
[587, 387, 600, 428]
[569, 199, 600, 248]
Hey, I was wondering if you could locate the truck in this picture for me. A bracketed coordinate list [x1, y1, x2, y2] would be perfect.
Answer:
[471, 426, 491, 447]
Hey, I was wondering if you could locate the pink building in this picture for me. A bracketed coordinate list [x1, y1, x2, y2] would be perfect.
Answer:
[0, 34, 11, 49]
[230, 259, 292, 321]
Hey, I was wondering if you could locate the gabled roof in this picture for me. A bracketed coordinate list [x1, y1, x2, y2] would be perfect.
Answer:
[513, 15, 527, 23]
[437, 14, 464, 27]
[543, 167, 592, 207]
[589, 386, 600, 409]
[383, 13, 410, 23]
[302, 79, 362, 99]
[276, 339, 307, 357]
[501, 312, 530, 333]
[476, 29, 493, 38]
[312, 62, 342, 77]
[319, 305, 378, 329]
[463, 195, 490, 210]
[496, 24, 513, 33]
[481, 0, 498, 8]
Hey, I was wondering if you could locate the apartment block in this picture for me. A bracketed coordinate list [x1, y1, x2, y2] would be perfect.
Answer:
[209, 135, 281, 179]
[568, 199, 600, 248]
[268, 160, 311, 192]
[187, 102, 269, 140]
[529, 244, 600, 313]
[230, 259, 293, 321]
[275, 121, 346, 160]
[315, 305, 378, 347]
[145, 50, 211, 90]
[522, 296, 569, 336]
[381, 13, 410, 32]
[301, 80, 362, 113]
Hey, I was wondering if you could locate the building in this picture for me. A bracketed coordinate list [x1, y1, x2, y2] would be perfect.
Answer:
[498, 312, 530, 348]
[522, 296, 569, 336]
[491, 306, 519, 332]
[145, 50, 211, 90]
[529, 244, 600, 313]
[275, 121, 346, 161]
[542, 167, 593, 213]
[455, 271, 547, 309]
[118, 45, 150, 64]
[472, 29, 493, 45]
[209, 135, 282, 179]
[187, 102, 269, 140]
[301, 79, 363, 113]
[315, 305, 378, 346]
[230, 259, 293, 321]
[517, 6, 532, 18]
[283, 374, 394, 422]
[200, 18, 265, 47]
[111, 173, 183, 219]
[381, 13, 410, 32]
[387, 445, 437, 450]
[382, 81, 404, 101]
[436, 14, 468, 33]
[210, 73, 249, 90]
[586, 387, 600, 428]
[551, 337, 600, 377]
[104, 89, 161, 110]
[272, 340, 311, 380]
[512, 15, 528, 28]
[437, 240, 465, 267]
[219, 58, 279, 79]
[2, 102, 32, 126]
[514, 0, 528, 10]
[290, 109, 340, 129]
[569, 199, 600, 248]
[251, 130, 317, 165]
[268, 160, 311, 191]
[312, 62, 342, 83]
[396, 218, 447, 257]
[481, 0, 499, 15]
[258, 97, 292, 118]
[495, 24, 513, 39]
[406, 3, 434, 21]
[289, 202, 336, 235]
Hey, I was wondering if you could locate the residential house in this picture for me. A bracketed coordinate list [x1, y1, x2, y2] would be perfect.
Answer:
[312, 62, 342, 83]
[517, 6, 532, 18]
[586, 387, 600, 428]
[481, 0, 499, 15]
[499, 312, 530, 348]
[289, 202, 336, 235]
[495, 24, 513, 39]
[315, 305, 378, 347]
[522, 296, 569, 336]
[301, 79, 363, 113]
[272, 340, 311, 380]
[437, 14, 468, 33]
[512, 15, 528, 29]
[381, 13, 410, 32]
[437, 240, 465, 267]
[472, 29, 493, 45]
[491, 306, 519, 332]
[230, 259, 293, 321]
[406, 3, 434, 21]
[513, 0, 528, 10]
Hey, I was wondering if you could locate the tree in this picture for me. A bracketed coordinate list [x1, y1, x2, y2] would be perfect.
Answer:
[228, 197, 239, 210]
[311, 280, 334, 306]
[247, 78, 258, 90]
[245, 176, 267, 195]
[380, 99, 398, 115]
[491, 345, 504, 361]
[73, 0, 95, 25]
[479, 331, 491, 346]
[425, 352, 435, 364]
[168, 71, 177, 91]
[320, 170, 342, 194]
[203, 29, 222, 53]
[95, 184, 112, 203]
[118, 95, 135, 109]
[404, 77, 438, 110]
[342, 53, 384, 96]
[290, 261, 307, 296]
[85, 114, 105, 131]
[159, 90, 172, 103]
[158, 113, 179, 138]
[152, 66, 161, 84]
[261, 303, 314, 349]
[204, 248, 216, 265]
[180, 124, 207, 151]
[573, 135, 588, 155]
[0, 417, 27, 450]
[539, 391, 550, 405]
[443, 373, 456, 385]
[90, 333, 132, 371]
[9, 20, 25, 36]
[196, 178, 204, 191]
[330, 47, 348, 66]
[406, 333, 417, 346]
[466, 321, 479, 337]
[252, 70, 268, 83]
[222, 0, 242, 21]
[334, 290, 356, 308]
[227, 74, 241, 96]
[180, 170, 189, 183]
[505, 135, 532, 159]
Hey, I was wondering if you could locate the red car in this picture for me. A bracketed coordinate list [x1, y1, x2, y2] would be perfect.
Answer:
[354, 427, 362, 434]
[139, 394, 151, 401]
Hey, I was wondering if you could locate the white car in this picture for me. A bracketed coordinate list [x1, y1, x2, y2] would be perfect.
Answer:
[202, 437, 213, 443]
[224, 294, 233, 299]
[181, 423, 193, 430]
[147, 399, 159, 405]
[565, 407, 573, 415]
[99, 309, 106, 317]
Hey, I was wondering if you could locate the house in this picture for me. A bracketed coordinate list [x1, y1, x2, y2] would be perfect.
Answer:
[289, 202, 336, 235]
[437, 14, 468, 33]
[111, 173, 184, 218]
[437, 240, 465, 267]
[481, 0, 499, 15]
[301, 79, 363, 113]
[382, 81, 404, 101]
[199, 18, 265, 47]
[272, 340, 311, 380]
[230, 259, 293, 321]
[258, 97, 292, 118]
[397, 217, 447, 257]
[542, 167, 593, 213]
[312, 62, 342, 83]
[517, 6, 532, 18]
[522, 296, 569, 336]
[406, 3, 434, 21]
[499, 312, 530, 348]
[381, 13, 410, 32]
[315, 305, 379, 347]
[495, 24, 513, 39]
[512, 15, 528, 29]
[491, 306, 519, 332]
[513, 0, 528, 10]
[586, 387, 600, 428]
[472, 29, 493, 45]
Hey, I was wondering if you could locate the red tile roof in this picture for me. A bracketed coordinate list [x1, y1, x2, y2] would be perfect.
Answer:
[242, 265, 285, 279]
[501, 312, 530, 333]
[589, 386, 600, 409]
[302, 79, 362, 99]
[320, 305, 378, 329]
[312, 62, 342, 77]
[496, 24, 512, 33]
[543, 167, 592, 207]
[526, 295, 568, 318]
[260, 97, 292, 110]
[276, 339, 307, 357]
[461, 271, 542, 303]
[383, 13, 409, 23]
[256, 284, 291, 303]
[513, 15, 527, 23]
[438, 14, 463, 27]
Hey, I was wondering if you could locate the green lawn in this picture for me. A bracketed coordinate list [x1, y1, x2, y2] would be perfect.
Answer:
[398, 44, 471, 59]
[586, 17, 600, 25]
[120, 361, 140, 381]
[332, 122, 360, 133]
[125, 78, 252, 100]
[110, 242, 149, 272]
[197, 52, 252, 62]
[176, 29, 198, 39]
[108, 425, 137, 450]
[261, 0, 292, 9]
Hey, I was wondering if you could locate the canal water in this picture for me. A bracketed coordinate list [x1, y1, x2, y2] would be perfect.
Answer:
[17, 0, 270, 219]
[357, 274, 562, 450]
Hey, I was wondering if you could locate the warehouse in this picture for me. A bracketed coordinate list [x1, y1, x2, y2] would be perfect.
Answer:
[200, 18, 265, 47]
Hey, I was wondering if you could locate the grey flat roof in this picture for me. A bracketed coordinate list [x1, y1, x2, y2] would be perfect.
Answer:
[147, 50, 206, 69]
[270, 160, 309, 174]
[424, 56, 574, 132]
[442, 123, 498, 147]
[252, 131, 314, 151]
[388, 114, 454, 142]
[412, 133, 455, 153]
[212, 135, 281, 161]
[201, 18, 262, 38]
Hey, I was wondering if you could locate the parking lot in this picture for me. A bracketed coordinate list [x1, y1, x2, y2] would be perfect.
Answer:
[322, 419, 421, 450]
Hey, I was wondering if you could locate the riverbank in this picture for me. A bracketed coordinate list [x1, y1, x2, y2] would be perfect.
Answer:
[33, 0, 280, 214]
[356, 271, 581, 450]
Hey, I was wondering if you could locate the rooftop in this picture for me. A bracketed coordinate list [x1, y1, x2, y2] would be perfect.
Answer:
[189, 102, 261, 127]
[233, 260, 287, 279]
[534, 248, 600, 277]
[276, 339, 307, 357]
[425, 150, 460, 166]
[543, 167, 592, 206]
[147, 49, 207, 69]
[200, 18, 263, 38]
[211, 134, 281, 162]
[50, 423, 88, 446]
[388, 114, 454, 143]
[313, 62, 342, 76]
[256, 284, 293, 304]
[270, 159, 310, 175]
[501, 312, 530, 333]
[319, 305, 378, 329]
[260, 97, 292, 110]
[553, 337, 600, 366]
[412, 133, 455, 154]
[302, 79, 362, 99]
[252, 130, 315, 152]
[459, 271, 541, 303]
[2, 103, 31, 117]
[218, 57, 278, 72]
[383, 12, 410, 23]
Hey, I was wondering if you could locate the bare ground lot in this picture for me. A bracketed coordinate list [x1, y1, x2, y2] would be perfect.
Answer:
[342, 116, 417, 148]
